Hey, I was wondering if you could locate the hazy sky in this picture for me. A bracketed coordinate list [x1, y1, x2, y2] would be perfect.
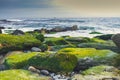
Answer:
[0, 0, 120, 18]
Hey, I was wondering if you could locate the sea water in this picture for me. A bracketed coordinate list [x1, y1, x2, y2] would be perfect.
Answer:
[0, 17, 120, 37]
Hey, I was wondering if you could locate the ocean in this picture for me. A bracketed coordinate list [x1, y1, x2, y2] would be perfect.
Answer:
[0, 17, 120, 37]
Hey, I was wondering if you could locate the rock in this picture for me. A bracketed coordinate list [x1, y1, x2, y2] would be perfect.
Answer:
[0, 27, 5, 29]
[12, 29, 24, 35]
[111, 34, 120, 48]
[71, 25, 78, 30]
[102, 78, 119, 80]
[28, 66, 40, 73]
[70, 72, 75, 77]
[95, 34, 113, 40]
[0, 55, 5, 64]
[0, 27, 5, 34]
[31, 47, 41, 52]
[51, 27, 64, 32]
[72, 74, 120, 80]
[104, 66, 116, 72]
[6, 51, 23, 57]
[24, 50, 31, 53]
[40, 70, 49, 76]
[0, 19, 12, 23]
[0, 64, 6, 71]
[74, 57, 96, 72]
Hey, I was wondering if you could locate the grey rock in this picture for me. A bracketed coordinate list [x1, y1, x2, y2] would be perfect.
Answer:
[12, 29, 24, 35]
[104, 66, 116, 72]
[31, 47, 41, 52]
[111, 34, 120, 48]
[40, 70, 49, 76]
[74, 57, 97, 72]
[0, 64, 6, 71]
[0, 55, 5, 64]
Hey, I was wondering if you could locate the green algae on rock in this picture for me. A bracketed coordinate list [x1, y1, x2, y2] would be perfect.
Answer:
[5, 52, 77, 72]
[0, 69, 51, 80]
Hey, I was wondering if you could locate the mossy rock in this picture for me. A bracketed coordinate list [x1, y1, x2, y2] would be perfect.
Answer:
[72, 65, 120, 80]
[78, 42, 119, 53]
[65, 37, 91, 43]
[5, 52, 77, 72]
[90, 38, 106, 43]
[0, 34, 41, 54]
[113, 54, 120, 67]
[95, 34, 113, 40]
[28, 53, 77, 72]
[0, 69, 51, 80]
[82, 65, 120, 75]
[89, 31, 102, 34]
[57, 48, 117, 63]
[45, 37, 68, 46]
[5, 52, 50, 69]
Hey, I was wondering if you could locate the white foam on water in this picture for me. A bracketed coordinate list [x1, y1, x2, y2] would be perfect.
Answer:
[45, 30, 103, 38]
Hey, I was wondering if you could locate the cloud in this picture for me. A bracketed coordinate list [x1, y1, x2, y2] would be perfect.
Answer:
[52, 0, 120, 17]
[0, 0, 52, 9]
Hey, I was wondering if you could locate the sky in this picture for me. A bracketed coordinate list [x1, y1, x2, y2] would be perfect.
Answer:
[0, 0, 120, 18]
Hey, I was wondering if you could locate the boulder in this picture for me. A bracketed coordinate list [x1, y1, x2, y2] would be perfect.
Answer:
[40, 70, 49, 76]
[111, 34, 120, 48]
[28, 66, 40, 73]
[31, 47, 41, 52]
[12, 30, 24, 35]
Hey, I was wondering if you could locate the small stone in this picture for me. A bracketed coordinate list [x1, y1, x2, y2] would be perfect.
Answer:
[28, 66, 40, 73]
[40, 70, 49, 76]
[31, 47, 41, 52]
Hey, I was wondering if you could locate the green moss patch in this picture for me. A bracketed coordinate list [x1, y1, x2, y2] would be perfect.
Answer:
[0, 34, 41, 54]
[82, 65, 119, 75]
[5, 52, 77, 72]
[45, 37, 68, 46]
[57, 48, 117, 61]
[0, 69, 51, 80]
[89, 31, 102, 34]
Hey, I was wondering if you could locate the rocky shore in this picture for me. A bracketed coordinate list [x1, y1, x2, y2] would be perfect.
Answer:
[0, 30, 120, 80]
